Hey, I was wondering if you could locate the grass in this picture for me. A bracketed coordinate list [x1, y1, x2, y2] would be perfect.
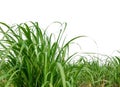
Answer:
[0, 21, 120, 87]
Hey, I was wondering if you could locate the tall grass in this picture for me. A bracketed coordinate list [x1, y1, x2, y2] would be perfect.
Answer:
[0, 22, 120, 87]
[0, 22, 82, 87]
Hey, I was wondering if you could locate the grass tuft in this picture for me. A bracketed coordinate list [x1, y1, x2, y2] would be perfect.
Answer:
[0, 21, 120, 87]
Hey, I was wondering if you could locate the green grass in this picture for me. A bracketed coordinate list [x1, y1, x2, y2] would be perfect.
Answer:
[0, 21, 120, 87]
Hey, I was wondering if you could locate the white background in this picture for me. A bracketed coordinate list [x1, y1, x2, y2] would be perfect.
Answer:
[0, 0, 120, 56]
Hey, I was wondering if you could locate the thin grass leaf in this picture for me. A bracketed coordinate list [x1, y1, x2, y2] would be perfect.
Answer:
[57, 62, 66, 87]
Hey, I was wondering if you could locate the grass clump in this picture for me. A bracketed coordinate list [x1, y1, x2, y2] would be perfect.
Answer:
[0, 21, 120, 87]
[0, 22, 82, 87]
